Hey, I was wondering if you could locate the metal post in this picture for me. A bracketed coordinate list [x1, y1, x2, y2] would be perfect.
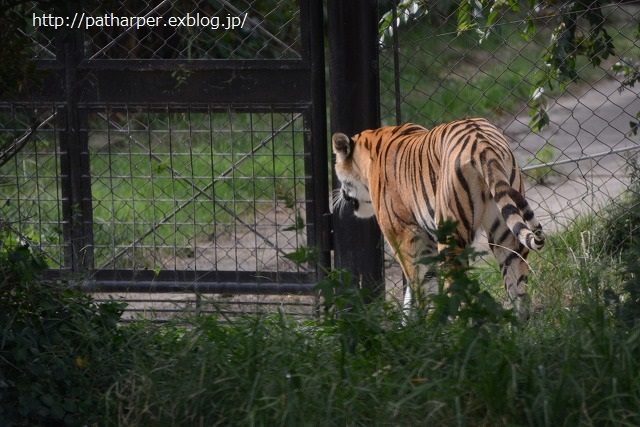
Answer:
[301, 0, 331, 277]
[58, 4, 94, 272]
[327, 0, 385, 299]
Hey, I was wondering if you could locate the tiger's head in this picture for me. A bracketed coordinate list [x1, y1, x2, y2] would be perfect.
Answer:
[332, 132, 375, 218]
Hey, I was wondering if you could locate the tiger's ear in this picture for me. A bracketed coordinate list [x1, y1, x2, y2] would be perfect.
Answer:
[332, 133, 354, 162]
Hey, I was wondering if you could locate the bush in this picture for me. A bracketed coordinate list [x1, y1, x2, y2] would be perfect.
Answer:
[589, 157, 640, 327]
[0, 230, 130, 426]
[594, 157, 640, 257]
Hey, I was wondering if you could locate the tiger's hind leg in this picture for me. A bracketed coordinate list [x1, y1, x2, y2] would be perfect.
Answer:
[385, 227, 438, 321]
[484, 211, 532, 321]
[402, 223, 473, 322]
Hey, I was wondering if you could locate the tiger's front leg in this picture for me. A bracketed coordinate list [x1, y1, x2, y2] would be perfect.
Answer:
[393, 223, 475, 322]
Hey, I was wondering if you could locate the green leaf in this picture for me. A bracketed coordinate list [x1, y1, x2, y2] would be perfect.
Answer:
[529, 105, 549, 133]
[283, 246, 317, 265]
[283, 214, 304, 232]
[457, 0, 475, 35]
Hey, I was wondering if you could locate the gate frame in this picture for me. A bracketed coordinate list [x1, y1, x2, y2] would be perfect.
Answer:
[1, 0, 330, 295]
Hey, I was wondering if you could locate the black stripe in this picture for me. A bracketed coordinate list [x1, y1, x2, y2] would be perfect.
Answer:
[512, 222, 527, 240]
[497, 227, 512, 245]
[489, 218, 501, 235]
[494, 190, 509, 203]
[522, 209, 534, 221]
[453, 193, 472, 232]
[502, 251, 520, 268]
[454, 142, 473, 220]
[501, 204, 520, 220]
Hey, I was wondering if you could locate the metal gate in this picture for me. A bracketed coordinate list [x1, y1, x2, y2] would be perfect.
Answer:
[0, 1, 329, 314]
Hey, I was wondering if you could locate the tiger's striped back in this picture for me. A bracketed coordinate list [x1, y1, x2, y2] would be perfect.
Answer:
[332, 118, 545, 321]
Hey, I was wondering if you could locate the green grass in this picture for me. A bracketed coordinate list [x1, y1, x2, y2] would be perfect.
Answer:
[99, 207, 640, 426]
[471, 212, 630, 320]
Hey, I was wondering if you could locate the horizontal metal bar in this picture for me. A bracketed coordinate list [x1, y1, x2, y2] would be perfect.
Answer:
[80, 103, 311, 112]
[4, 67, 313, 105]
[79, 59, 308, 71]
[0, 102, 311, 114]
[106, 299, 315, 307]
[30, 58, 308, 71]
[93, 69, 312, 104]
[44, 268, 316, 284]
[115, 311, 313, 323]
[81, 280, 318, 295]
[522, 143, 640, 171]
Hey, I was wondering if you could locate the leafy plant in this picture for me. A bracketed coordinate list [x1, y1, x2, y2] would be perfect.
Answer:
[615, 253, 640, 327]
[592, 156, 640, 257]
[410, 220, 515, 331]
[379, 0, 427, 44]
[0, 228, 131, 426]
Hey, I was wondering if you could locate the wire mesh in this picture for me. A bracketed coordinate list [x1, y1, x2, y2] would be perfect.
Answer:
[0, 105, 65, 268]
[379, 0, 640, 294]
[20, 3, 57, 60]
[0, 103, 318, 318]
[21, 0, 301, 60]
[86, 105, 310, 277]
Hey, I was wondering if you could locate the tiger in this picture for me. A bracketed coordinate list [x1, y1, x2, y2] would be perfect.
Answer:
[332, 118, 546, 321]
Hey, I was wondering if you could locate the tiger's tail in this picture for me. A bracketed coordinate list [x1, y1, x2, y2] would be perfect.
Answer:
[488, 165, 546, 251]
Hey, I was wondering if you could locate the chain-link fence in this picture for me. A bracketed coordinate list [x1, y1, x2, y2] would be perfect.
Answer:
[378, 0, 640, 294]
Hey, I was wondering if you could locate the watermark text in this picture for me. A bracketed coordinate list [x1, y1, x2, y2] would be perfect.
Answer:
[32, 12, 249, 31]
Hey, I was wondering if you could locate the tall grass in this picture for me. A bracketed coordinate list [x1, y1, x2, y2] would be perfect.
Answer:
[99, 215, 640, 426]
[100, 285, 640, 426]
